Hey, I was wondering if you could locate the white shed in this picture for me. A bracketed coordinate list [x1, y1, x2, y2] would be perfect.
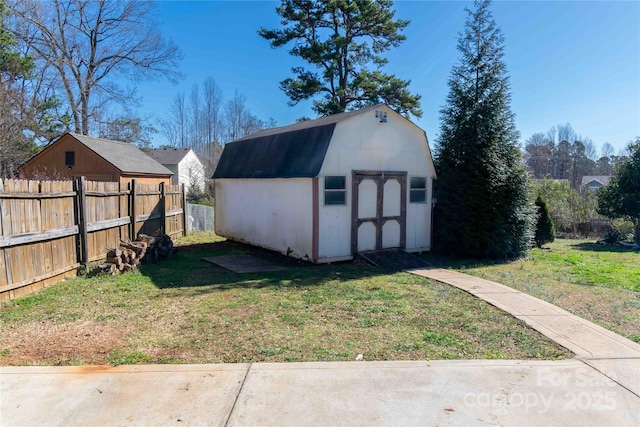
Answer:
[213, 104, 437, 263]
[147, 148, 205, 193]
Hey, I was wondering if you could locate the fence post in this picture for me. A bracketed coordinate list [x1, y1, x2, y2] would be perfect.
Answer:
[160, 182, 166, 234]
[181, 183, 188, 237]
[118, 181, 124, 240]
[76, 176, 89, 265]
[130, 179, 137, 241]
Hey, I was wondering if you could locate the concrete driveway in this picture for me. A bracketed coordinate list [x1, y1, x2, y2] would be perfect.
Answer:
[1, 359, 639, 426]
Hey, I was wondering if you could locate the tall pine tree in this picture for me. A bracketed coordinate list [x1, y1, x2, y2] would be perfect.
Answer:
[259, 0, 421, 118]
[433, 0, 535, 259]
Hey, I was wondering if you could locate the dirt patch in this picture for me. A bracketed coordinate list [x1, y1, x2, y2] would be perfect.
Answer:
[1, 321, 128, 365]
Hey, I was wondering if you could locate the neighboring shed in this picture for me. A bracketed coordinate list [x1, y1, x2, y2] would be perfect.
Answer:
[581, 175, 611, 192]
[213, 104, 437, 263]
[18, 132, 173, 185]
[147, 148, 205, 192]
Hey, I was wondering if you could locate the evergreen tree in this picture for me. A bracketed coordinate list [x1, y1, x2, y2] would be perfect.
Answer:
[433, 0, 535, 259]
[534, 195, 555, 248]
[597, 139, 640, 244]
[259, 0, 421, 118]
[0, 0, 35, 177]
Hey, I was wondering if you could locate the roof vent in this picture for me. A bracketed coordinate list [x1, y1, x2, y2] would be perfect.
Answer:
[375, 110, 387, 123]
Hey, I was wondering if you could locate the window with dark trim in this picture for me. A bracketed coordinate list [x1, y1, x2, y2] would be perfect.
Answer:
[65, 151, 75, 167]
[410, 177, 427, 203]
[324, 176, 346, 205]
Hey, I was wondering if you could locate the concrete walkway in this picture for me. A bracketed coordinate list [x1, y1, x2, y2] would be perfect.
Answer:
[1, 268, 639, 426]
[409, 268, 640, 397]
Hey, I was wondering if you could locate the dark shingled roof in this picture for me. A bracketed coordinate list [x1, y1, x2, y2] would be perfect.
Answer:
[213, 104, 383, 179]
[70, 133, 173, 175]
[147, 148, 192, 165]
[213, 125, 336, 179]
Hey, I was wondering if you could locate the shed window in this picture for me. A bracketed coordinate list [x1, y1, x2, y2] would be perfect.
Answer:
[65, 151, 75, 167]
[410, 177, 427, 203]
[324, 176, 346, 205]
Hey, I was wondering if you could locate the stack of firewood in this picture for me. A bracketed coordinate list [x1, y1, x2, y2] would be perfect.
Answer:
[138, 233, 176, 263]
[98, 233, 176, 275]
[99, 239, 148, 274]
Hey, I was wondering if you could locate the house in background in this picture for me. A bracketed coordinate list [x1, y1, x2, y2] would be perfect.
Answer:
[147, 148, 205, 193]
[213, 104, 437, 264]
[19, 132, 173, 185]
[581, 175, 611, 192]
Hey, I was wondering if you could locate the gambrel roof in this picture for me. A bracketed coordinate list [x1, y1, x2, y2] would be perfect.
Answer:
[213, 104, 401, 179]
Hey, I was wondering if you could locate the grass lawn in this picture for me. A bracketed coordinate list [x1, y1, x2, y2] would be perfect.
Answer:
[423, 239, 640, 343]
[0, 232, 570, 366]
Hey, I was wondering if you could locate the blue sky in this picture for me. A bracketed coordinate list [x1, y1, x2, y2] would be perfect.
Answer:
[136, 1, 640, 154]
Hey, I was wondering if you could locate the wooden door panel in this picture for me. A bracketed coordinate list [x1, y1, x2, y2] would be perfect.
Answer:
[357, 222, 377, 252]
[382, 220, 401, 248]
[383, 180, 401, 217]
[357, 179, 377, 219]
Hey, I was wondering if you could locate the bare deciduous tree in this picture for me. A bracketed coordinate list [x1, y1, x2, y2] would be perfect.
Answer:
[159, 77, 271, 178]
[9, 0, 182, 135]
[159, 92, 187, 148]
[223, 89, 264, 143]
[601, 142, 615, 158]
[97, 115, 156, 149]
[202, 76, 223, 147]
[189, 84, 203, 152]
[524, 132, 551, 178]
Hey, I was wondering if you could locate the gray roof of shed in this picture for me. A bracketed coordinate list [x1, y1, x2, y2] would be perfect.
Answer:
[70, 133, 173, 175]
[147, 148, 192, 165]
[213, 104, 383, 179]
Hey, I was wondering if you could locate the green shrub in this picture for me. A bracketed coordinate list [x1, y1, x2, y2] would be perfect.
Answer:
[611, 219, 635, 239]
[534, 195, 555, 248]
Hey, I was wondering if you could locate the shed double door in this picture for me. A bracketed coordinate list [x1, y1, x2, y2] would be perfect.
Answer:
[351, 171, 407, 254]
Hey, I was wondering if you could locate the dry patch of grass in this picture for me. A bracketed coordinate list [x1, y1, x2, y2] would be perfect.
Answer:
[1, 321, 129, 365]
[0, 233, 571, 365]
[423, 239, 640, 343]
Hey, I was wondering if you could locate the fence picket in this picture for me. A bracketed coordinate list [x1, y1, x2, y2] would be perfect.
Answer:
[0, 178, 185, 301]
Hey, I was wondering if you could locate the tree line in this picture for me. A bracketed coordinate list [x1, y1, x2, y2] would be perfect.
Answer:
[521, 125, 635, 241]
[523, 123, 630, 188]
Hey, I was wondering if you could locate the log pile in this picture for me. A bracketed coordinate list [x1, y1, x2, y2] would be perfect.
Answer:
[98, 233, 175, 275]
[138, 233, 176, 263]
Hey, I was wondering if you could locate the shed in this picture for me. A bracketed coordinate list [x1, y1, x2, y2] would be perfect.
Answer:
[18, 132, 173, 185]
[147, 148, 205, 192]
[213, 104, 437, 263]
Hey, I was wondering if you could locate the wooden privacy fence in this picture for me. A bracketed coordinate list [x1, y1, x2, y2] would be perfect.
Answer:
[0, 178, 187, 301]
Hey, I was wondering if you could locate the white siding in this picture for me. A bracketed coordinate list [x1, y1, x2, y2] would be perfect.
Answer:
[317, 106, 436, 257]
[178, 151, 205, 192]
[214, 178, 313, 260]
[317, 183, 352, 260]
